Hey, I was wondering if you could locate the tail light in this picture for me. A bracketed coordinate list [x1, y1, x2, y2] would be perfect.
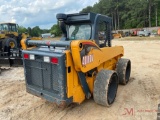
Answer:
[30, 54, 35, 60]
[23, 54, 35, 60]
[51, 57, 58, 64]
[44, 56, 50, 63]
[23, 54, 29, 59]
[24, 54, 58, 64]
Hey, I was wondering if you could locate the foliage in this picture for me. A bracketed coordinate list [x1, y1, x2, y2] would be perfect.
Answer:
[50, 23, 62, 36]
[80, 0, 160, 29]
[30, 26, 41, 37]
[19, 0, 160, 36]
[18, 25, 54, 37]
[18, 26, 27, 34]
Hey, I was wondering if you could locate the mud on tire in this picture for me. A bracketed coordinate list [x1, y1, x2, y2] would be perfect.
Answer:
[93, 69, 119, 107]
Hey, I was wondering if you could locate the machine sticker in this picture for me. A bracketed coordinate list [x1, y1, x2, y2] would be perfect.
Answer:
[46, 41, 51, 45]
[82, 54, 94, 66]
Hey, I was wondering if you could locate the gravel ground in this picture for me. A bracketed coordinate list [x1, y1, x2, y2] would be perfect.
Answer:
[0, 38, 160, 120]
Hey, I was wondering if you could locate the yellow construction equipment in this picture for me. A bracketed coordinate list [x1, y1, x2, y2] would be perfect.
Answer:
[0, 23, 41, 67]
[0, 23, 29, 50]
[22, 13, 131, 107]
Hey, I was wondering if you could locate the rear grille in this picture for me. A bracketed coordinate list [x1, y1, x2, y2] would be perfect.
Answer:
[25, 60, 59, 92]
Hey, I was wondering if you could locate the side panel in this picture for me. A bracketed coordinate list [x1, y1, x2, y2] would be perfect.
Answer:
[65, 50, 85, 103]
[102, 57, 120, 71]
[71, 40, 124, 73]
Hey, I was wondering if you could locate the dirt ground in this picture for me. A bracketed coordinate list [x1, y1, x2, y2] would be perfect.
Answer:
[0, 37, 160, 120]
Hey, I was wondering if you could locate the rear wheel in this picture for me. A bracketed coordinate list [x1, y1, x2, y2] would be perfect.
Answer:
[116, 58, 131, 85]
[93, 69, 119, 107]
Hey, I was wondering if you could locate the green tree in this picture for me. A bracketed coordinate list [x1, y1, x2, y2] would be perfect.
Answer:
[27, 27, 32, 36]
[18, 26, 27, 34]
[80, 6, 93, 13]
[30, 26, 41, 37]
[41, 29, 50, 34]
[50, 23, 62, 36]
[80, 0, 160, 29]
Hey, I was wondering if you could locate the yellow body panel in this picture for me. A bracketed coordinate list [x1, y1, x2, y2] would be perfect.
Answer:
[65, 40, 124, 104]
[0, 31, 18, 39]
[11, 31, 18, 37]
[30, 37, 42, 40]
[21, 34, 42, 50]
[0, 33, 5, 39]
[65, 50, 85, 103]
[71, 40, 124, 73]
[20, 33, 29, 50]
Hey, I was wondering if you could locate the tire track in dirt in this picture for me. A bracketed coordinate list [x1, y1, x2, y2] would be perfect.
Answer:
[139, 76, 159, 100]
[0, 81, 23, 107]
[0, 81, 27, 120]
[11, 101, 51, 120]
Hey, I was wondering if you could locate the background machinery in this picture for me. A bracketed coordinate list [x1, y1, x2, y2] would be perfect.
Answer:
[22, 13, 131, 107]
[0, 23, 42, 73]
[0, 22, 29, 68]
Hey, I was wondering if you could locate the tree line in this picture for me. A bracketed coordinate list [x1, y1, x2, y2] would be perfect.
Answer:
[18, 0, 160, 36]
[18, 24, 62, 37]
[80, 0, 160, 30]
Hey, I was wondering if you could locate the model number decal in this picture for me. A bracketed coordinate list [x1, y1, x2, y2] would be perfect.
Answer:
[82, 54, 94, 66]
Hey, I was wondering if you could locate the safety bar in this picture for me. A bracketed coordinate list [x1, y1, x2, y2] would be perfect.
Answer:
[26, 40, 71, 47]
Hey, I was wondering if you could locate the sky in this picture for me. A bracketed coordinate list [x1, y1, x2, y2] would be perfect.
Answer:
[0, 0, 98, 29]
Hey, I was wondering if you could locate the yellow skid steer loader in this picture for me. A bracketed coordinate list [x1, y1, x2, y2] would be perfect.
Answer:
[22, 13, 131, 107]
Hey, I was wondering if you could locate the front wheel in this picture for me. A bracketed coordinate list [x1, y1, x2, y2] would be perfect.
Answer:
[3, 38, 18, 52]
[5, 38, 17, 49]
[93, 69, 119, 107]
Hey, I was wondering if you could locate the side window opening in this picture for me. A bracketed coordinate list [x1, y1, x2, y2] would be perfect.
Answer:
[98, 21, 108, 47]
[10, 24, 17, 32]
[0, 24, 8, 31]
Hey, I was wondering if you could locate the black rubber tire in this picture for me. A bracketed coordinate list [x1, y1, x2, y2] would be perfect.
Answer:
[0, 40, 3, 51]
[116, 58, 131, 85]
[93, 69, 119, 107]
[157, 113, 160, 120]
[4, 38, 17, 49]
[157, 104, 160, 120]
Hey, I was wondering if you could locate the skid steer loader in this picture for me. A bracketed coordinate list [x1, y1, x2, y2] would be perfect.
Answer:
[22, 12, 131, 107]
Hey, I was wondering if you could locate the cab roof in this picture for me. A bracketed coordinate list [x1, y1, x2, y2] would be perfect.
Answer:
[0, 22, 17, 25]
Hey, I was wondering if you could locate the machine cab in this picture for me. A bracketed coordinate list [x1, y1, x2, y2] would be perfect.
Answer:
[56, 12, 112, 47]
[0, 23, 18, 32]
